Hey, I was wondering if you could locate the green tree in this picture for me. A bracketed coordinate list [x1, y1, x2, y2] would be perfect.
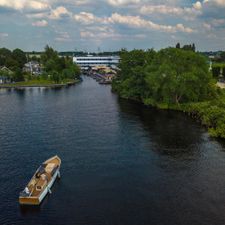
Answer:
[145, 48, 212, 104]
[113, 49, 155, 100]
[113, 47, 214, 105]
[0, 48, 12, 66]
[176, 43, 181, 49]
[220, 52, 225, 62]
[12, 48, 27, 69]
[51, 71, 61, 83]
[41, 45, 80, 82]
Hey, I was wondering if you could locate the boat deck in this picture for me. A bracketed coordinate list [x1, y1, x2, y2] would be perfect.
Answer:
[23, 156, 61, 198]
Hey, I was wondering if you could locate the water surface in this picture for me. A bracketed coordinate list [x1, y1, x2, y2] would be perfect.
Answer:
[0, 76, 225, 225]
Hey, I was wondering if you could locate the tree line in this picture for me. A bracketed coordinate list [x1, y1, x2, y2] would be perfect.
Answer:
[112, 47, 215, 105]
[112, 47, 225, 138]
[0, 48, 27, 81]
[40, 45, 80, 83]
[0, 46, 80, 83]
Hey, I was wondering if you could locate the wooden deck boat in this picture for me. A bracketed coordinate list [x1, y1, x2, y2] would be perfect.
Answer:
[19, 155, 61, 205]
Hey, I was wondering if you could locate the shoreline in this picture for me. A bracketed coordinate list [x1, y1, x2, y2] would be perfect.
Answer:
[0, 80, 81, 89]
[114, 93, 225, 139]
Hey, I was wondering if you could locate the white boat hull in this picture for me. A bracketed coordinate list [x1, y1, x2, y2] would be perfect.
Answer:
[38, 168, 60, 204]
[19, 155, 61, 205]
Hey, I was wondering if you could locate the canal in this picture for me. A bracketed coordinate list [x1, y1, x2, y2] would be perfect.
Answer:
[1, 76, 225, 225]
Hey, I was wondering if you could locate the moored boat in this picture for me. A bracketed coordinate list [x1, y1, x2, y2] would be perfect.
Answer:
[19, 155, 61, 205]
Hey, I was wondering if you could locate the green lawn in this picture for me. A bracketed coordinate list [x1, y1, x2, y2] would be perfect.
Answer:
[0, 79, 78, 87]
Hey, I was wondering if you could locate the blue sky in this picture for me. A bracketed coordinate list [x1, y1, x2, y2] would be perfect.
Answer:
[0, 0, 225, 51]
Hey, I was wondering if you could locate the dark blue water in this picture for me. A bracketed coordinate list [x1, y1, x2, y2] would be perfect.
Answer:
[1, 76, 225, 225]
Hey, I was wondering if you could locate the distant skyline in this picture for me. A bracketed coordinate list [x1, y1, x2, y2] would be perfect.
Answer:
[0, 0, 225, 52]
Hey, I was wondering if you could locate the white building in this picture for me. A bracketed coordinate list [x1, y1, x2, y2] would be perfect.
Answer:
[73, 55, 120, 68]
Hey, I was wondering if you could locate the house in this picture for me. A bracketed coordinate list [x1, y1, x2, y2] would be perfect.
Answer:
[0, 66, 13, 84]
[0, 76, 11, 84]
[0, 66, 13, 74]
[23, 61, 42, 75]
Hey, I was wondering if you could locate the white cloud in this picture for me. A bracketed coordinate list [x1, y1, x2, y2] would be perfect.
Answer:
[211, 18, 225, 26]
[203, 22, 211, 30]
[140, 3, 202, 20]
[74, 12, 98, 24]
[55, 31, 71, 42]
[193, 1, 202, 10]
[74, 12, 194, 33]
[107, 0, 141, 6]
[49, 6, 72, 20]
[0, 32, 8, 38]
[32, 19, 48, 27]
[74, 12, 111, 24]
[80, 26, 146, 42]
[0, 0, 49, 11]
[110, 13, 194, 33]
[26, 12, 47, 19]
[203, 0, 225, 7]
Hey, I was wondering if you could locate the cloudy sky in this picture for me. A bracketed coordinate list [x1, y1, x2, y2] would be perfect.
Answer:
[0, 0, 225, 51]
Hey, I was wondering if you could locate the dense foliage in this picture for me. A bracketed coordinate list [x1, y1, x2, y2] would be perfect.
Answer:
[113, 48, 215, 105]
[181, 93, 225, 138]
[112, 47, 225, 138]
[0, 48, 27, 81]
[212, 63, 225, 78]
[0, 46, 81, 84]
[175, 43, 196, 52]
[41, 45, 80, 83]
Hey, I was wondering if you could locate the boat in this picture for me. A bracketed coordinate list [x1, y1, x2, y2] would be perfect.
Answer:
[19, 155, 61, 205]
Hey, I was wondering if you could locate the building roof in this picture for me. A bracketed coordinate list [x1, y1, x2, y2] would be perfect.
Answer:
[0, 66, 13, 74]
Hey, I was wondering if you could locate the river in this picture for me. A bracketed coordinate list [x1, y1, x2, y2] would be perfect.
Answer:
[1, 76, 225, 225]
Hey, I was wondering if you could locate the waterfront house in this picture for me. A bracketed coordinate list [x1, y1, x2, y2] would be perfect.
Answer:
[0, 66, 13, 84]
[0, 66, 13, 74]
[0, 76, 11, 84]
[23, 61, 42, 75]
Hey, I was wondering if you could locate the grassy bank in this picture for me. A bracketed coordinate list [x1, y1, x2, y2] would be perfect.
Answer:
[112, 47, 225, 139]
[142, 94, 225, 139]
[0, 78, 80, 88]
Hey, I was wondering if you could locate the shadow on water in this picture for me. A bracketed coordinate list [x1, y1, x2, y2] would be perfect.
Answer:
[19, 205, 41, 216]
[117, 98, 205, 158]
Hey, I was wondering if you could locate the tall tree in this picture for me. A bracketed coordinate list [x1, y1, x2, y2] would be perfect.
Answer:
[176, 43, 181, 49]
[12, 48, 27, 69]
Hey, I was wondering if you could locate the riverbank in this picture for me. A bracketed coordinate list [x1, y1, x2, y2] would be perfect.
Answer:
[112, 84, 225, 139]
[0, 79, 81, 89]
[134, 95, 225, 139]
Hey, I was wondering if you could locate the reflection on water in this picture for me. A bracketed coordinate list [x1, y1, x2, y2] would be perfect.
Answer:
[118, 98, 204, 158]
[0, 77, 225, 225]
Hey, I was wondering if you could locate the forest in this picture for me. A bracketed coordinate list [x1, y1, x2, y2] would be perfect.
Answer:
[112, 47, 225, 138]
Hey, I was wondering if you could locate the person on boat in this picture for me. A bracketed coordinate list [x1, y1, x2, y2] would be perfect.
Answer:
[25, 187, 30, 195]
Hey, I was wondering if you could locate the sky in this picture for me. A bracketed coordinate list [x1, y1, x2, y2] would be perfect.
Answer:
[0, 0, 225, 52]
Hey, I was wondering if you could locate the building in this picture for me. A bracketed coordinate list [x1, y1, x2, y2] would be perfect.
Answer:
[0, 76, 11, 84]
[73, 55, 120, 69]
[0, 66, 13, 84]
[23, 61, 42, 75]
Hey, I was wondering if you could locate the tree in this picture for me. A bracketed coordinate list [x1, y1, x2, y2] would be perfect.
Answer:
[12, 49, 27, 69]
[0, 48, 12, 66]
[112, 47, 214, 105]
[112, 49, 156, 100]
[13, 68, 24, 81]
[145, 48, 212, 104]
[41, 45, 81, 82]
[212, 66, 221, 78]
[220, 52, 225, 62]
[51, 71, 61, 83]
[192, 43, 196, 52]
[176, 43, 181, 49]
